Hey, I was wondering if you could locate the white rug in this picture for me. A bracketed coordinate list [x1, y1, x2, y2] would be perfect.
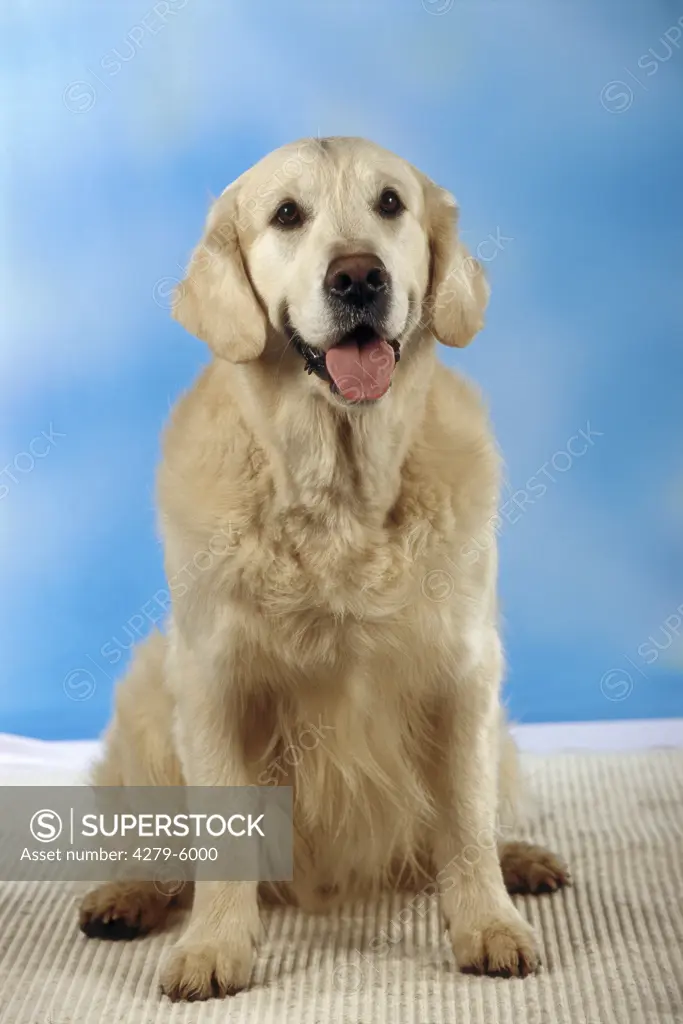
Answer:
[0, 741, 681, 1023]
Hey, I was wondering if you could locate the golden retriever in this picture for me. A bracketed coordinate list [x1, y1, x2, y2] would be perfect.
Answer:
[78, 137, 569, 1001]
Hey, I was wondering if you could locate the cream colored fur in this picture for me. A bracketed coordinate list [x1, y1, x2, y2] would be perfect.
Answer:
[81, 138, 568, 1001]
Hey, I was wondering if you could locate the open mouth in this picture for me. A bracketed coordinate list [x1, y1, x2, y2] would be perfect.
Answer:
[288, 322, 401, 403]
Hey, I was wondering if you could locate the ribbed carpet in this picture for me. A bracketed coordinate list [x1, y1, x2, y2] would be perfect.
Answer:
[0, 752, 681, 1024]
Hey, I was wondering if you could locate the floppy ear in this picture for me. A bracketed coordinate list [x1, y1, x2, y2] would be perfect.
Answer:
[172, 190, 268, 362]
[424, 183, 490, 348]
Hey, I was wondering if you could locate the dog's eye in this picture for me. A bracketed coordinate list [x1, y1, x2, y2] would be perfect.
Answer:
[377, 188, 404, 218]
[273, 200, 303, 228]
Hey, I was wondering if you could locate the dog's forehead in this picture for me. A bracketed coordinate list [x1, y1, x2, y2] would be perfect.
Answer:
[234, 138, 423, 209]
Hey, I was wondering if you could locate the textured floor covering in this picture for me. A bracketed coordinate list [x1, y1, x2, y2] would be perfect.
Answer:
[0, 751, 681, 1023]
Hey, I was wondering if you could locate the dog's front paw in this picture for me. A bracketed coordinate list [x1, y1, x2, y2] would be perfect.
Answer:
[160, 937, 254, 1001]
[449, 909, 540, 978]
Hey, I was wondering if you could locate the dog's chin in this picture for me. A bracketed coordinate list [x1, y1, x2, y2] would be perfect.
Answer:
[285, 320, 402, 407]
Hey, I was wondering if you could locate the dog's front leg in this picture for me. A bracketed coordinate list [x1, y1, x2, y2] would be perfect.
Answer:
[160, 632, 260, 1002]
[432, 631, 540, 978]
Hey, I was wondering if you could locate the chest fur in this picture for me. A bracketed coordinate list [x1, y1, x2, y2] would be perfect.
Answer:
[199, 485, 474, 681]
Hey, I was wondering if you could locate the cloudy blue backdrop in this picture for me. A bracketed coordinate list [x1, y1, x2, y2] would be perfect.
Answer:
[1, 0, 682, 740]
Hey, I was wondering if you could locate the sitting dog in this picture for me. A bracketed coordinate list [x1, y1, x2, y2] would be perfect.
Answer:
[79, 137, 569, 1001]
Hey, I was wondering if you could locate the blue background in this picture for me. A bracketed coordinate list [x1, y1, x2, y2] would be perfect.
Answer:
[1, 0, 682, 739]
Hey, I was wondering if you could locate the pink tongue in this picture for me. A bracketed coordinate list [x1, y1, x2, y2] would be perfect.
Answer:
[325, 337, 395, 402]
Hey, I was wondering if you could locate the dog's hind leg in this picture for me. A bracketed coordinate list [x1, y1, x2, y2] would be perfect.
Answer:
[496, 719, 571, 896]
[79, 879, 191, 940]
[78, 631, 192, 940]
[499, 841, 571, 895]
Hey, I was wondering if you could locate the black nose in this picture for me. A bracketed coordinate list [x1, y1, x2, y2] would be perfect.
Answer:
[324, 253, 390, 311]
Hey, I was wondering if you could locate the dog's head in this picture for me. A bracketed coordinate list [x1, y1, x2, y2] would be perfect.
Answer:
[173, 137, 489, 406]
